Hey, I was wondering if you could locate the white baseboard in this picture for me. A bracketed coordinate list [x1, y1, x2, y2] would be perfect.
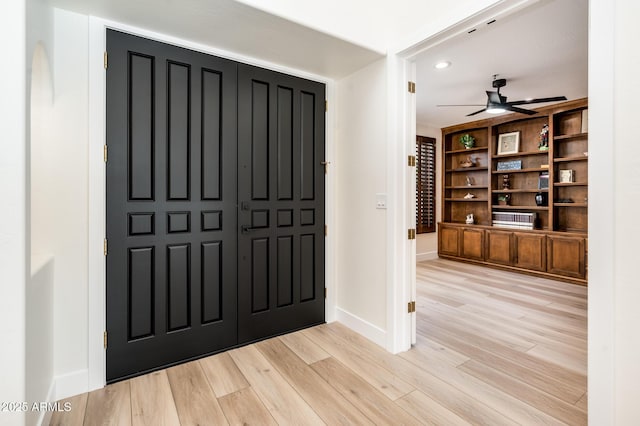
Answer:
[335, 307, 386, 348]
[54, 369, 88, 401]
[416, 251, 438, 262]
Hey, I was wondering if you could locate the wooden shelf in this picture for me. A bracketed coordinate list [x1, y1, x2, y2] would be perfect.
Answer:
[554, 132, 588, 141]
[492, 151, 549, 159]
[491, 205, 549, 210]
[445, 146, 488, 154]
[554, 181, 587, 187]
[492, 189, 548, 193]
[445, 198, 487, 202]
[554, 203, 588, 207]
[445, 185, 488, 189]
[554, 156, 588, 163]
[492, 167, 548, 174]
[446, 166, 488, 173]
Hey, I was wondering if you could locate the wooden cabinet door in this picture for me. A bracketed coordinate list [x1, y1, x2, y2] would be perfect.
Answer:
[514, 233, 546, 272]
[438, 224, 460, 256]
[461, 228, 485, 261]
[485, 230, 513, 265]
[547, 235, 585, 279]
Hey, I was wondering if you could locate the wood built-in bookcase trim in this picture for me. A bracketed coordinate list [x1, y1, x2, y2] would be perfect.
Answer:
[439, 98, 588, 284]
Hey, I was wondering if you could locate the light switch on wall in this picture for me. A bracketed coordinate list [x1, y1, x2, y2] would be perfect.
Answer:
[376, 193, 387, 209]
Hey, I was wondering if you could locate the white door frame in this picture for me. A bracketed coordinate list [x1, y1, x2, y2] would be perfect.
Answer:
[87, 17, 337, 390]
[385, 0, 552, 353]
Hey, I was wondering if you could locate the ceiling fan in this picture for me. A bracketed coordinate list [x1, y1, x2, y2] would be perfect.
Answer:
[438, 76, 567, 117]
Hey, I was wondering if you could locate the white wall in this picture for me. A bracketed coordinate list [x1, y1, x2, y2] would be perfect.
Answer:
[416, 123, 441, 261]
[26, 257, 54, 426]
[589, 0, 640, 423]
[612, 0, 640, 417]
[27, 1, 56, 420]
[334, 58, 388, 343]
[49, 9, 90, 398]
[0, 0, 27, 424]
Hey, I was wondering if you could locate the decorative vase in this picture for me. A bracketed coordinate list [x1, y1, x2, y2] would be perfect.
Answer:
[535, 192, 548, 206]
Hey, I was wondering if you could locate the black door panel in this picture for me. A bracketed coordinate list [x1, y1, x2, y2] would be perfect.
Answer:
[237, 64, 325, 343]
[106, 30, 238, 381]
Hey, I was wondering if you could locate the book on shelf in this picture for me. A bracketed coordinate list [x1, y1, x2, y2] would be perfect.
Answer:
[559, 169, 575, 183]
[492, 211, 537, 224]
[492, 211, 537, 230]
[492, 221, 535, 230]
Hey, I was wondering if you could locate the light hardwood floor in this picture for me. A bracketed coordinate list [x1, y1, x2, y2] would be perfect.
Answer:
[50, 259, 587, 425]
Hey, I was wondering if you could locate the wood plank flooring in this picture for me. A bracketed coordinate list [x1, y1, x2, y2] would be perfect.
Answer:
[50, 259, 587, 425]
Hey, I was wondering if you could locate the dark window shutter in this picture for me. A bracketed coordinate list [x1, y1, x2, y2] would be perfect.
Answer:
[416, 136, 436, 233]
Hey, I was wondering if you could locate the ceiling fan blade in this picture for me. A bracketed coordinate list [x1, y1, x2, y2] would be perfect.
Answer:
[504, 105, 538, 115]
[466, 108, 487, 117]
[508, 96, 567, 106]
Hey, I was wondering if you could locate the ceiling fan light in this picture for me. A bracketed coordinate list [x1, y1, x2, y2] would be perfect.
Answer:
[486, 106, 506, 114]
[434, 61, 451, 69]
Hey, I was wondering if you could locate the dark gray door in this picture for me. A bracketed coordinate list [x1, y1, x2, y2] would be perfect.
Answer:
[106, 31, 325, 382]
[106, 30, 238, 381]
[237, 64, 325, 343]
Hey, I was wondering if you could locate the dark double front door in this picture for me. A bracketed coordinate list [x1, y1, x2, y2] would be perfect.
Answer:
[105, 30, 325, 382]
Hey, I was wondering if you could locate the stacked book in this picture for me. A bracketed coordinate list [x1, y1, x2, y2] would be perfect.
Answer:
[492, 211, 536, 230]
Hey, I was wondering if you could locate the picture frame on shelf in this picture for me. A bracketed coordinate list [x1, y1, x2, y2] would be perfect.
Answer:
[559, 169, 575, 183]
[538, 171, 549, 189]
[497, 131, 520, 155]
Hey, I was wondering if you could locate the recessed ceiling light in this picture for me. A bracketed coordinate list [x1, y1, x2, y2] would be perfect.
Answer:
[524, 97, 534, 102]
[434, 61, 451, 69]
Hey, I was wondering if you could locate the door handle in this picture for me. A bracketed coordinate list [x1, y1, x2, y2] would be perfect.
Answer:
[241, 201, 250, 211]
[241, 225, 260, 234]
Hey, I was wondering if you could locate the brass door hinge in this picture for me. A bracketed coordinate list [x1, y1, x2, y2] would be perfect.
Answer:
[104, 52, 108, 69]
[103, 145, 108, 162]
[103, 331, 108, 349]
[325, 100, 328, 112]
[408, 301, 416, 313]
[324, 288, 327, 299]
[324, 225, 328, 236]
[104, 239, 108, 256]
[408, 228, 416, 240]
[408, 81, 416, 93]
[408, 155, 416, 167]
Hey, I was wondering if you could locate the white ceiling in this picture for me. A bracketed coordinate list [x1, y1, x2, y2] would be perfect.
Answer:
[46, 0, 384, 79]
[415, 0, 588, 129]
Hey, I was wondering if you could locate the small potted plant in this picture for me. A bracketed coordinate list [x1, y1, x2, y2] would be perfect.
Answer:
[459, 133, 475, 149]
[497, 194, 511, 206]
